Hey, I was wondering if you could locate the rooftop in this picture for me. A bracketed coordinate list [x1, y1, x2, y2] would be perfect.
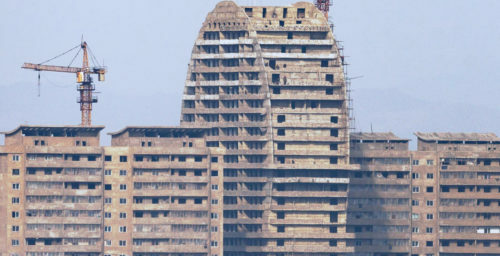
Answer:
[109, 126, 207, 137]
[414, 132, 500, 142]
[350, 132, 409, 142]
[1, 125, 105, 136]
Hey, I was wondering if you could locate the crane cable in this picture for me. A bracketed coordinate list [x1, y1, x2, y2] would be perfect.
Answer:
[38, 44, 80, 65]
[68, 47, 82, 67]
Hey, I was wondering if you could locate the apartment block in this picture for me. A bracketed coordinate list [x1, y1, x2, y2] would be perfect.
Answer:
[1, 1, 499, 256]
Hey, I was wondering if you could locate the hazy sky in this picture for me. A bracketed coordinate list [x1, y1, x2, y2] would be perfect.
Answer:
[1, 0, 499, 146]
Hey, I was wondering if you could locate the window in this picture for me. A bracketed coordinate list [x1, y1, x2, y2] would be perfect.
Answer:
[277, 115, 285, 123]
[426, 213, 433, 220]
[104, 169, 111, 176]
[321, 60, 329, 67]
[104, 226, 111, 232]
[211, 213, 218, 219]
[12, 225, 19, 232]
[211, 170, 218, 176]
[426, 227, 433, 233]
[211, 240, 218, 247]
[330, 116, 338, 123]
[212, 184, 218, 190]
[12, 169, 19, 175]
[412, 160, 419, 165]
[105, 184, 112, 190]
[120, 184, 127, 190]
[12, 197, 20, 204]
[277, 143, 285, 150]
[330, 129, 338, 137]
[211, 226, 218, 232]
[120, 156, 128, 162]
[105, 212, 111, 218]
[120, 170, 127, 176]
[426, 186, 434, 193]
[105, 240, 111, 246]
[326, 74, 334, 83]
[12, 240, 19, 246]
[119, 240, 126, 246]
[105, 198, 112, 204]
[12, 155, 20, 162]
[412, 200, 419, 206]
[412, 241, 419, 247]
[119, 226, 127, 232]
[211, 157, 218, 163]
[329, 240, 337, 247]
[412, 186, 420, 193]
[426, 200, 434, 206]
[426, 241, 433, 247]
[277, 212, 285, 219]
[287, 32, 293, 39]
[195, 198, 202, 204]
[412, 213, 419, 220]
[330, 226, 337, 233]
[88, 155, 96, 161]
[427, 173, 434, 179]
[12, 183, 20, 190]
[105, 155, 112, 161]
[277, 129, 285, 136]
[277, 239, 284, 246]
[120, 198, 127, 204]
[427, 160, 434, 165]
[211, 199, 218, 205]
[12, 211, 19, 218]
[330, 157, 338, 164]
[412, 227, 419, 233]
[330, 144, 338, 150]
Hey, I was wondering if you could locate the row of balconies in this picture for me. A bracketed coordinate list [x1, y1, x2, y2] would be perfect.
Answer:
[25, 174, 102, 183]
[185, 79, 262, 86]
[25, 217, 101, 224]
[26, 160, 102, 168]
[132, 245, 208, 253]
[195, 38, 334, 46]
[25, 244, 101, 252]
[192, 52, 257, 60]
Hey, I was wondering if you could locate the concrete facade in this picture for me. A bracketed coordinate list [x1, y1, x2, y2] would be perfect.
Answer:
[1, 1, 499, 256]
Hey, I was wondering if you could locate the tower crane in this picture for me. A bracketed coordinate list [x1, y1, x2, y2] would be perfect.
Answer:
[22, 40, 107, 126]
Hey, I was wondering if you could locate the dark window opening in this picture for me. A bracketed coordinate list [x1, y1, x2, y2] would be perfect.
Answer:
[277, 115, 285, 123]
[326, 74, 334, 83]
[297, 8, 305, 18]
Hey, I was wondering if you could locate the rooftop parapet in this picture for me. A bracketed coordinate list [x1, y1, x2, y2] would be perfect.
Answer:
[1, 125, 104, 146]
[109, 126, 208, 147]
[350, 132, 409, 152]
[415, 132, 500, 152]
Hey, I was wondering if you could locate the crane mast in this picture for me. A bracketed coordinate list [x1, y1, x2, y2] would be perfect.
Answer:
[22, 41, 106, 127]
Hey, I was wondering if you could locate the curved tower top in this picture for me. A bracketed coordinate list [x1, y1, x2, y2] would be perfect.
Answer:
[181, 1, 350, 168]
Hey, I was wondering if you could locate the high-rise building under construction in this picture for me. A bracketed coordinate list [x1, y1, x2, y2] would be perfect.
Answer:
[1, 1, 499, 256]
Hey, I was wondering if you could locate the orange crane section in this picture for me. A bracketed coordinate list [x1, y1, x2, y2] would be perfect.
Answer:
[22, 41, 106, 127]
